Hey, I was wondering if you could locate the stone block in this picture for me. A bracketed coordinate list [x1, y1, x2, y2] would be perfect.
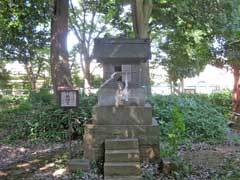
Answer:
[83, 145, 104, 161]
[83, 118, 160, 162]
[84, 122, 159, 146]
[104, 162, 141, 176]
[92, 104, 152, 125]
[105, 149, 140, 162]
[69, 159, 91, 171]
[105, 138, 139, 150]
[97, 88, 146, 106]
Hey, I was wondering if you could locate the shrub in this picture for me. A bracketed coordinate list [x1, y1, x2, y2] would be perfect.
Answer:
[0, 92, 97, 142]
[208, 90, 232, 119]
[148, 94, 228, 144]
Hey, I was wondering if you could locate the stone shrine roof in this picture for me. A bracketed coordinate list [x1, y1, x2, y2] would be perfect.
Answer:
[93, 38, 151, 63]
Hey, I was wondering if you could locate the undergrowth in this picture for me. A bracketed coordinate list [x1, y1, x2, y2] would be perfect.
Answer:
[148, 93, 230, 156]
[0, 89, 97, 143]
[0, 90, 231, 148]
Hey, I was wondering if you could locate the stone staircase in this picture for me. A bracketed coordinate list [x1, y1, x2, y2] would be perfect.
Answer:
[104, 138, 141, 180]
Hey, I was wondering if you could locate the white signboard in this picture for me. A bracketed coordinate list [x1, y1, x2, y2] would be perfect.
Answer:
[60, 91, 77, 107]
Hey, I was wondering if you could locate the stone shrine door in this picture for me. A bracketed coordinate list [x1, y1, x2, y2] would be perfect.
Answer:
[121, 64, 132, 82]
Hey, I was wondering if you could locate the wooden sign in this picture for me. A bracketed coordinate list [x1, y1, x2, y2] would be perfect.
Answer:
[58, 86, 79, 108]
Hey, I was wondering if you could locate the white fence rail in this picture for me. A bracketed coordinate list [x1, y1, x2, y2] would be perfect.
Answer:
[0, 85, 227, 96]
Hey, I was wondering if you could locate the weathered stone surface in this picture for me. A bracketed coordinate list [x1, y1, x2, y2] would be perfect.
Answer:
[104, 162, 141, 176]
[69, 159, 91, 171]
[92, 104, 152, 125]
[102, 64, 143, 88]
[83, 117, 160, 162]
[93, 38, 151, 63]
[84, 121, 159, 144]
[105, 149, 140, 162]
[97, 88, 146, 107]
[105, 138, 139, 150]
[83, 146, 104, 161]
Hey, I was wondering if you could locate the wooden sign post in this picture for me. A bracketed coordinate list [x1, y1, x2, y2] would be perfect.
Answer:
[58, 86, 79, 159]
[58, 86, 79, 109]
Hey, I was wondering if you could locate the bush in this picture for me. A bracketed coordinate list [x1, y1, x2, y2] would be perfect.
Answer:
[148, 94, 228, 144]
[208, 90, 232, 119]
[0, 91, 97, 142]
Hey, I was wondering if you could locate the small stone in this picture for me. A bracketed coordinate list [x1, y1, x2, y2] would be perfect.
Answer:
[69, 159, 91, 172]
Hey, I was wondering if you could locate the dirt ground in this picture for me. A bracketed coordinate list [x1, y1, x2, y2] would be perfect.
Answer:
[0, 134, 240, 180]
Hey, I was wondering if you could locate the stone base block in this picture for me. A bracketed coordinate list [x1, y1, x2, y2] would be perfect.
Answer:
[69, 159, 91, 171]
[92, 104, 152, 125]
[104, 162, 141, 176]
[83, 120, 160, 162]
[98, 88, 145, 106]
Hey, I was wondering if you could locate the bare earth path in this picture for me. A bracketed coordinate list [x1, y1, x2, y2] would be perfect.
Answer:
[0, 137, 240, 179]
[0, 141, 83, 180]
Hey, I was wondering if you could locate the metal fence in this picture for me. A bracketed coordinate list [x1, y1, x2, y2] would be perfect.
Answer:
[0, 85, 228, 96]
[151, 85, 224, 95]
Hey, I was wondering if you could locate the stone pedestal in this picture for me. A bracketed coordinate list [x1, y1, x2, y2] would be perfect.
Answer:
[83, 104, 160, 163]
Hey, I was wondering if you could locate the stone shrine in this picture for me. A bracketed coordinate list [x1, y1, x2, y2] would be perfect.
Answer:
[83, 38, 160, 179]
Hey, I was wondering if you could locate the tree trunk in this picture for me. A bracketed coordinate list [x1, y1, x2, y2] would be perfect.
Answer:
[180, 78, 184, 93]
[131, 0, 152, 39]
[131, 0, 152, 96]
[50, 0, 72, 98]
[84, 60, 91, 95]
[232, 65, 240, 114]
[23, 60, 37, 91]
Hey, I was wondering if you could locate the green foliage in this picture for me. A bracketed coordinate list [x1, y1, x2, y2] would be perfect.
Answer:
[208, 90, 232, 119]
[0, 92, 97, 142]
[0, 61, 11, 89]
[0, 95, 26, 112]
[72, 73, 84, 87]
[148, 94, 228, 145]
[0, 1, 50, 89]
[213, 152, 240, 180]
[28, 88, 54, 105]
[161, 106, 186, 156]
[91, 75, 103, 88]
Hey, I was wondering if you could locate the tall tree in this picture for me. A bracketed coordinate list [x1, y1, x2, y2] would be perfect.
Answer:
[150, 0, 230, 92]
[131, 0, 153, 95]
[51, 0, 72, 96]
[0, 0, 50, 90]
[69, 0, 120, 93]
[209, 0, 240, 115]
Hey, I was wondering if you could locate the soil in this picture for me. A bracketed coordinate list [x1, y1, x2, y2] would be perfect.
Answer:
[0, 133, 240, 180]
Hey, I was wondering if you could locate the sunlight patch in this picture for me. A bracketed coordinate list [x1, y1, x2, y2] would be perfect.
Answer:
[39, 163, 55, 171]
[53, 168, 67, 177]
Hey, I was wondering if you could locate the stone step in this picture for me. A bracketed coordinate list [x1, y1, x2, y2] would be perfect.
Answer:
[105, 138, 139, 150]
[104, 162, 141, 176]
[104, 176, 141, 180]
[105, 149, 140, 162]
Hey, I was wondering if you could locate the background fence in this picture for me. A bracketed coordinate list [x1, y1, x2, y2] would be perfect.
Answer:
[0, 85, 228, 96]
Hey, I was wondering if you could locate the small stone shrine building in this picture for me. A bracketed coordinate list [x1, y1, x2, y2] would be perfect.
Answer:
[83, 38, 160, 166]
